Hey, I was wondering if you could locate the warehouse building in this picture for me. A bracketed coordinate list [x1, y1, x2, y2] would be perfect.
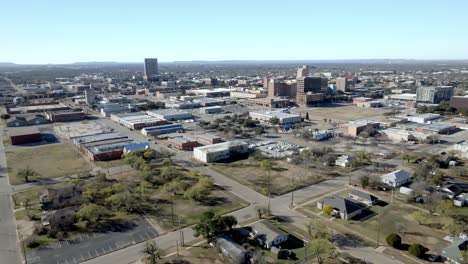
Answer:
[110, 112, 167, 130]
[168, 136, 198, 150]
[6, 114, 49, 127]
[7, 103, 70, 114]
[45, 110, 86, 122]
[196, 133, 223, 145]
[141, 123, 184, 136]
[9, 127, 42, 145]
[339, 120, 380, 137]
[73, 132, 134, 161]
[407, 113, 441, 124]
[249, 110, 301, 128]
[199, 106, 223, 114]
[146, 109, 193, 121]
[193, 141, 249, 163]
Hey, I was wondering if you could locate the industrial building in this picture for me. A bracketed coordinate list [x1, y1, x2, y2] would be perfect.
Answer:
[110, 112, 167, 130]
[249, 111, 301, 128]
[7, 103, 70, 114]
[407, 113, 441, 124]
[6, 114, 49, 127]
[141, 123, 184, 136]
[54, 122, 108, 139]
[45, 111, 86, 122]
[167, 136, 198, 150]
[196, 133, 223, 145]
[99, 103, 128, 117]
[146, 109, 193, 121]
[199, 106, 223, 114]
[193, 141, 249, 163]
[73, 132, 134, 161]
[9, 127, 42, 145]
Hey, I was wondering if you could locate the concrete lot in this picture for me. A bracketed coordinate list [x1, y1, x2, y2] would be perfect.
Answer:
[25, 218, 158, 264]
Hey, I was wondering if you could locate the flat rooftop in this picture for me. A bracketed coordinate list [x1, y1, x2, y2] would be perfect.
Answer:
[9, 127, 40, 136]
[54, 122, 107, 139]
[147, 109, 190, 115]
[197, 133, 221, 140]
[74, 132, 129, 145]
[9, 103, 69, 113]
[194, 141, 248, 152]
[169, 136, 196, 144]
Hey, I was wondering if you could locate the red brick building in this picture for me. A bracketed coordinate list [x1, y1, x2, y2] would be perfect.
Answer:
[168, 136, 198, 150]
[9, 127, 42, 145]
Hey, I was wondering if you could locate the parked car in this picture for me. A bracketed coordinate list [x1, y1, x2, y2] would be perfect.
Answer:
[427, 254, 441, 262]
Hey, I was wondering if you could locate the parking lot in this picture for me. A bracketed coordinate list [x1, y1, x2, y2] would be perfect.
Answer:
[26, 218, 158, 264]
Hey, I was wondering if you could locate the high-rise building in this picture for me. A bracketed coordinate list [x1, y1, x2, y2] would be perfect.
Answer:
[296, 77, 324, 106]
[297, 65, 309, 78]
[144, 58, 159, 82]
[336, 77, 348, 92]
[84, 86, 95, 105]
[416, 86, 454, 104]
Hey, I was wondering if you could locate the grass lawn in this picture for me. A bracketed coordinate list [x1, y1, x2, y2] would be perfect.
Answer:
[162, 242, 221, 264]
[94, 158, 128, 168]
[211, 158, 328, 196]
[155, 189, 248, 231]
[6, 143, 92, 185]
[304, 200, 449, 252]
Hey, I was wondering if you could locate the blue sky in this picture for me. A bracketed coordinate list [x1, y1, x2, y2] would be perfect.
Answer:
[1, 0, 467, 64]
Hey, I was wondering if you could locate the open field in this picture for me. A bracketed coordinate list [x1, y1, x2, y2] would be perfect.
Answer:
[161, 242, 220, 264]
[211, 158, 332, 196]
[6, 143, 92, 185]
[154, 188, 248, 231]
[294, 104, 387, 121]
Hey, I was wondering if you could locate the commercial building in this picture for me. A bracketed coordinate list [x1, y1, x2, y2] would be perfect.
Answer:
[144, 58, 159, 82]
[249, 111, 301, 128]
[336, 78, 349, 92]
[99, 103, 128, 117]
[168, 136, 198, 150]
[186, 88, 232, 97]
[45, 111, 86, 122]
[407, 113, 441, 124]
[416, 86, 454, 104]
[450, 96, 468, 110]
[381, 128, 430, 142]
[199, 106, 223, 114]
[141, 123, 184, 136]
[230, 91, 267, 99]
[265, 78, 296, 97]
[9, 127, 42, 145]
[415, 123, 457, 134]
[110, 112, 167, 130]
[296, 65, 309, 78]
[193, 141, 249, 163]
[194, 98, 226, 107]
[339, 120, 380, 137]
[196, 133, 223, 145]
[146, 109, 193, 121]
[7, 103, 70, 114]
[296, 77, 327, 106]
[73, 132, 134, 161]
[251, 97, 290, 108]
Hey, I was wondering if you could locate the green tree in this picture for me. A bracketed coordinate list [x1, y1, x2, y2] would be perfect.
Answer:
[461, 250, 468, 264]
[143, 149, 155, 160]
[269, 117, 280, 125]
[143, 241, 161, 264]
[163, 180, 186, 225]
[408, 243, 426, 258]
[360, 175, 370, 189]
[308, 238, 335, 264]
[76, 204, 109, 224]
[17, 167, 39, 183]
[386, 234, 402, 248]
[184, 176, 214, 202]
[192, 210, 237, 238]
[305, 221, 330, 239]
[322, 205, 333, 216]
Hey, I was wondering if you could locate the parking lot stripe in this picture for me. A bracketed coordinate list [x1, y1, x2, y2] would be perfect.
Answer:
[138, 233, 144, 241]
[80, 254, 85, 262]
[72, 256, 77, 263]
[102, 247, 107, 254]
[88, 251, 92, 258]
[95, 249, 99, 256]
[109, 244, 113, 251]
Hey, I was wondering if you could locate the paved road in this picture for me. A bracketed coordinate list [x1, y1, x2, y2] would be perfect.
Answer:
[0, 132, 21, 263]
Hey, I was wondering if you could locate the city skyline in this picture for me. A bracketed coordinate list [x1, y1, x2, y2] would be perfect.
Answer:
[1, 0, 468, 64]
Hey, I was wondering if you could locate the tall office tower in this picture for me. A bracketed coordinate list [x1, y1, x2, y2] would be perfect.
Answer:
[416, 86, 454, 104]
[297, 65, 309, 78]
[84, 86, 95, 105]
[144, 58, 159, 82]
[336, 77, 349, 92]
[296, 77, 323, 106]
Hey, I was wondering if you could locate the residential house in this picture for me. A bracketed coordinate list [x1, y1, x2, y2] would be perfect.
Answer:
[40, 185, 81, 210]
[442, 237, 468, 264]
[335, 155, 352, 167]
[380, 169, 412, 188]
[349, 190, 379, 206]
[440, 184, 468, 199]
[214, 237, 249, 264]
[317, 196, 364, 220]
[42, 206, 79, 229]
[250, 221, 288, 249]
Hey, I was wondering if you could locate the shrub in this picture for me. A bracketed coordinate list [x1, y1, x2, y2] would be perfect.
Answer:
[322, 205, 333, 216]
[386, 234, 402, 248]
[408, 243, 425, 258]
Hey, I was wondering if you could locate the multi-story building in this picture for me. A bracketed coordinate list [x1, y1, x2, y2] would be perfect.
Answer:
[336, 78, 348, 92]
[339, 120, 380, 137]
[296, 65, 309, 78]
[84, 86, 95, 105]
[296, 77, 324, 106]
[144, 58, 159, 82]
[416, 86, 454, 104]
[450, 96, 468, 110]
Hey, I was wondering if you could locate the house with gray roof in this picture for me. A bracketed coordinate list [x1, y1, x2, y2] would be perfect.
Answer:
[442, 237, 468, 264]
[250, 221, 288, 249]
[317, 196, 364, 220]
[380, 169, 412, 187]
[349, 190, 379, 206]
[214, 237, 249, 264]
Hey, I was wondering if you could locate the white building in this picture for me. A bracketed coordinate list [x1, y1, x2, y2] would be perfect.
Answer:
[453, 142, 468, 159]
[146, 109, 193, 121]
[381, 169, 412, 187]
[407, 113, 441, 124]
[193, 141, 249, 163]
[199, 106, 223, 114]
[249, 111, 301, 127]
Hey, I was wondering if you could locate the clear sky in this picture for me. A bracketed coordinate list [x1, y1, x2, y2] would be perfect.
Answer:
[1, 0, 467, 64]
